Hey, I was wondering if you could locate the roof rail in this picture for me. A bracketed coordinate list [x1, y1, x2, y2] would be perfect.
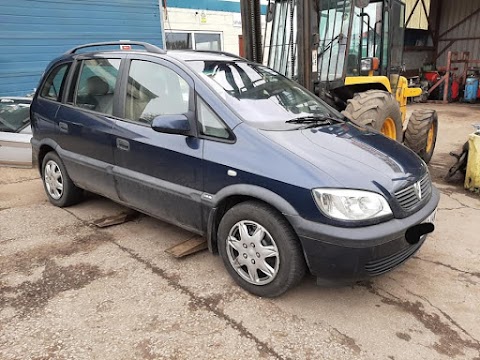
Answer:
[64, 41, 166, 55]
[180, 49, 247, 61]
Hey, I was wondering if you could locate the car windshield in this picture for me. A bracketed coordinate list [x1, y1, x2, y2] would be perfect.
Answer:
[187, 60, 342, 130]
[0, 98, 31, 133]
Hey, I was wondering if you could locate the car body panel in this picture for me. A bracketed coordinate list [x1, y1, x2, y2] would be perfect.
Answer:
[201, 123, 333, 221]
[55, 104, 119, 201]
[258, 122, 429, 217]
[111, 119, 204, 231]
[290, 188, 440, 282]
[0, 130, 32, 167]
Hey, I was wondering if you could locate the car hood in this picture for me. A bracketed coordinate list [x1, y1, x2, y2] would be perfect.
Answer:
[259, 122, 427, 194]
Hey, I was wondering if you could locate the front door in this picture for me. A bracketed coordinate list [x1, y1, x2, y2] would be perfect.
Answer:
[112, 57, 203, 233]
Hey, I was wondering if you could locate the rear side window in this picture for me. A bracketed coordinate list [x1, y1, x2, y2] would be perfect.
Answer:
[40, 63, 70, 102]
[74, 58, 121, 115]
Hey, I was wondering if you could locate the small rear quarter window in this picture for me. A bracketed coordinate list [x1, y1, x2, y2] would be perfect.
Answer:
[40, 63, 71, 102]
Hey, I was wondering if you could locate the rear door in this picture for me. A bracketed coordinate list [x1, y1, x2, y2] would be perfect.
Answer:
[112, 56, 204, 232]
[31, 61, 71, 153]
[55, 56, 123, 199]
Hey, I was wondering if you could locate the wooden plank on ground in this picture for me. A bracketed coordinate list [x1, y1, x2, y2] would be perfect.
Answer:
[92, 211, 139, 228]
[165, 236, 207, 258]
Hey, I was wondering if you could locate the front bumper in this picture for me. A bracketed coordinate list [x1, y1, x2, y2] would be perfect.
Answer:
[285, 187, 440, 284]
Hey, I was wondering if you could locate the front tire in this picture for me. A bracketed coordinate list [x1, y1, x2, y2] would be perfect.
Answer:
[404, 109, 438, 164]
[42, 152, 83, 207]
[343, 90, 403, 142]
[217, 201, 306, 297]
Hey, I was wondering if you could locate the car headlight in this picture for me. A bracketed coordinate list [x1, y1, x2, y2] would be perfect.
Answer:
[312, 188, 392, 221]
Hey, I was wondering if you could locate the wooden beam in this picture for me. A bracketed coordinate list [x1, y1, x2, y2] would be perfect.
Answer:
[406, 0, 421, 27]
[92, 211, 139, 228]
[420, 0, 433, 35]
[439, 8, 480, 39]
[165, 236, 207, 258]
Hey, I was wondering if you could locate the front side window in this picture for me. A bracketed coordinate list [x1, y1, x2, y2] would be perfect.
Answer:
[40, 63, 71, 102]
[125, 60, 190, 124]
[197, 97, 230, 139]
[74, 58, 121, 115]
[188, 60, 337, 130]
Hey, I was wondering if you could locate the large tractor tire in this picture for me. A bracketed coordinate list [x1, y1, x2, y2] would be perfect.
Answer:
[343, 90, 403, 142]
[404, 109, 438, 164]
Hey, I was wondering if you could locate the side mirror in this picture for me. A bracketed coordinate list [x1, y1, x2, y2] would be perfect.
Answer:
[151, 114, 191, 136]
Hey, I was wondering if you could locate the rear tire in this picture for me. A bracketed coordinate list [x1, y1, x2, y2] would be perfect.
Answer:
[42, 152, 83, 207]
[343, 90, 403, 142]
[217, 201, 306, 297]
[404, 109, 438, 164]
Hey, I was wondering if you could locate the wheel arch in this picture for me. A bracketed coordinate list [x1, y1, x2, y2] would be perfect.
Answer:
[36, 139, 59, 174]
[206, 185, 300, 254]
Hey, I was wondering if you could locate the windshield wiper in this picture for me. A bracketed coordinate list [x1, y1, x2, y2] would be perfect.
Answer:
[285, 115, 343, 126]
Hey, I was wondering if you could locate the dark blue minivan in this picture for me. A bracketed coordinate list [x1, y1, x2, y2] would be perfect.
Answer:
[31, 41, 439, 297]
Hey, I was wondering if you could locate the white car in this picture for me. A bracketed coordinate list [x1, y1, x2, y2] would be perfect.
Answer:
[0, 97, 32, 167]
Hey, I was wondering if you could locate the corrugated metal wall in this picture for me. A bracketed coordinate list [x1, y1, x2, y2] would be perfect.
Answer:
[436, 0, 480, 66]
[0, 0, 164, 96]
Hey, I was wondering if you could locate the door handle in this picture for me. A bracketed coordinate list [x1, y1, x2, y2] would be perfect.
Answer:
[116, 138, 130, 151]
[59, 122, 68, 133]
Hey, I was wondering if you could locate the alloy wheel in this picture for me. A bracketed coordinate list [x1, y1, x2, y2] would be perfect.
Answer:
[226, 220, 280, 285]
[44, 160, 64, 200]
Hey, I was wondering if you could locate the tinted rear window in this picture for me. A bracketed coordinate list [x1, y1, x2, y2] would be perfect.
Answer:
[40, 63, 71, 102]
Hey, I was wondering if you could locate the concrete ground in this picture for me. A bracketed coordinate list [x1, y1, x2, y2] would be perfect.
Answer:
[1, 103, 479, 360]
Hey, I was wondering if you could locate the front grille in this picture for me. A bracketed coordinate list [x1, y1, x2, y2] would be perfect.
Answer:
[394, 173, 432, 212]
[365, 237, 425, 276]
